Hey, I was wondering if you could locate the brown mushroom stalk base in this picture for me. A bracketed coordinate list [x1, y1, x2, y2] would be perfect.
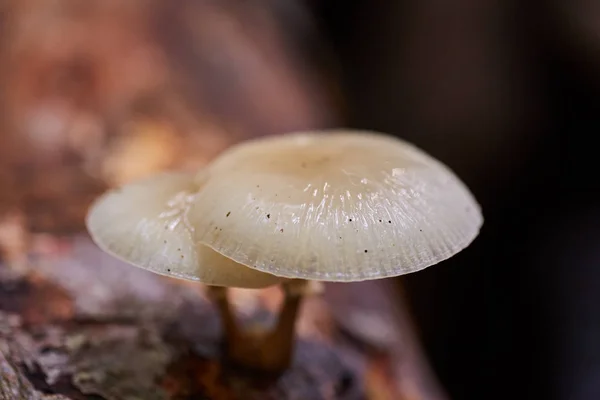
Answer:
[206, 279, 319, 373]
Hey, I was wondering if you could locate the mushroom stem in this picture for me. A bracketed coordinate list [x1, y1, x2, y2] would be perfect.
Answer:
[206, 286, 245, 355]
[259, 279, 307, 370]
[206, 280, 323, 373]
[255, 279, 324, 372]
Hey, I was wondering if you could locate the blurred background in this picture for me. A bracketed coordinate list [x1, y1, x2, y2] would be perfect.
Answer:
[1, 1, 599, 399]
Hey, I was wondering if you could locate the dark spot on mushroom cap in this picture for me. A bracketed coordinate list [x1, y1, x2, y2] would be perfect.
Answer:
[349, 218, 353, 222]
[178, 248, 181, 251]
[267, 214, 271, 219]
[388, 220, 392, 223]
[364, 250, 368, 253]
[180, 255, 184, 259]
[167, 268, 171, 272]
[419, 229, 423, 232]
[226, 211, 231, 217]
[280, 228, 284, 233]
[164, 240, 167, 244]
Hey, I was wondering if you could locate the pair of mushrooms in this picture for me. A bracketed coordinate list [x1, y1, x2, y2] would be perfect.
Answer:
[87, 130, 482, 372]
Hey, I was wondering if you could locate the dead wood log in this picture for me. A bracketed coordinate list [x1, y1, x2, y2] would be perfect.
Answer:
[0, 1, 447, 398]
[0, 237, 447, 399]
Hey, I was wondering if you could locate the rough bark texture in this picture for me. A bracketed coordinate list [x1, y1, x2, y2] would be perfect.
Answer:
[0, 1, 447, 399]
[0, 237, 445, 400]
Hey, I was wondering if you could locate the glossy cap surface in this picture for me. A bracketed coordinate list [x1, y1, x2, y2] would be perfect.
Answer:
[86, 172, 284, 288]
[190, 130, 483, 281]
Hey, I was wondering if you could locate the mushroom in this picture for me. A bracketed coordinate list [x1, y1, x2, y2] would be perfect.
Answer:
[86, 172, 283, 288]
[187, 129, 483, 368]
[86, 171, 302, 371]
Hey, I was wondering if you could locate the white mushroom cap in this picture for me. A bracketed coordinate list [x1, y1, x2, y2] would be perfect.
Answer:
[189, 130, 483, 281]
[86, 172, 284, 288]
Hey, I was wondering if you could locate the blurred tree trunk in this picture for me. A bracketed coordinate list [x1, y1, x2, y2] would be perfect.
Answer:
[0, 1, 448, 399]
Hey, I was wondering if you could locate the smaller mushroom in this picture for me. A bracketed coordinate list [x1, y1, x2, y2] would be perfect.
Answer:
[86, 171, 299, 371]
[86, 172, 283, 288]
[188, 129, 483, 371]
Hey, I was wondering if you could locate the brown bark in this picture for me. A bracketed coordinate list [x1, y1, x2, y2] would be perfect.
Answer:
[0, 1, 447, 398]
[0, 237, 445, 399]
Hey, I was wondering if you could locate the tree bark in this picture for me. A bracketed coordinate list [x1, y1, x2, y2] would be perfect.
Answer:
[0, 236, 446, 400]
[0, 1, 448, 398]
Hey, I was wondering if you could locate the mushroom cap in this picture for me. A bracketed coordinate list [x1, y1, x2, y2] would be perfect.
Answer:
[86, 172, 285, 288]
[189, 130, 483, 281]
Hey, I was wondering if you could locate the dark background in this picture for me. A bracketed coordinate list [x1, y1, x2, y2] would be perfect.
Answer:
[310, 1, 600, 399]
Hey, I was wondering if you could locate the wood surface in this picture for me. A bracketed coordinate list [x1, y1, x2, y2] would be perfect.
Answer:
[0, 1, 447, 398]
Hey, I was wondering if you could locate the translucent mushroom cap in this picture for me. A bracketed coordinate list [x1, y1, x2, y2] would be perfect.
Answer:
[86, 172, 284, 288]
[189, 130, 483, 281]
